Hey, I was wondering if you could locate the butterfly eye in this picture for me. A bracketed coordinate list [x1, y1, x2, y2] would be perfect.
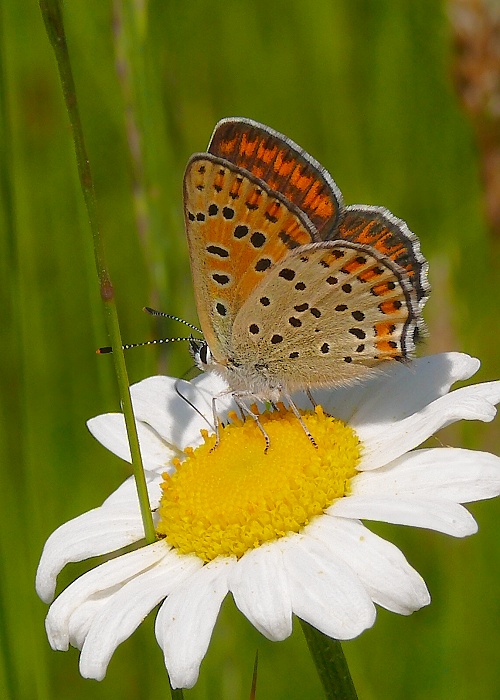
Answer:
[200, 343, 212, 366]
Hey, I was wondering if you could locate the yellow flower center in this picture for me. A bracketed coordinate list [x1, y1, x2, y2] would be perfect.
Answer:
[156, 404, 361, 562]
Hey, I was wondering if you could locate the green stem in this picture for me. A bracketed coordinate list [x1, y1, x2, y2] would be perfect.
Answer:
[300, 620, 358, 700]
[39, 0, 156, 544]
[168, 682, 185, 700]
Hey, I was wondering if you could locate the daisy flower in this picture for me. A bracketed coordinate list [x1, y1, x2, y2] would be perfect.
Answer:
[36, 352, 500, 690]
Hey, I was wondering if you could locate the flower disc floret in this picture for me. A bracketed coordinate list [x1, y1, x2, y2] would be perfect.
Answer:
[156, 405, 361, 562]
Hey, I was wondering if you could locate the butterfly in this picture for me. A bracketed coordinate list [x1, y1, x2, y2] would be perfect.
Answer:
[184, 118, 429, 444]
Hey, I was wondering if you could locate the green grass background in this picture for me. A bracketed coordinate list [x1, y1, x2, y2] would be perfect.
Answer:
[1, 1, 499, 698]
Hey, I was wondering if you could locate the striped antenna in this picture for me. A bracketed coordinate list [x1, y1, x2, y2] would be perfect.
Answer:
[97, 307, 203, 354]
[143, 307, 202, 334]
[97, 336, 195, 354]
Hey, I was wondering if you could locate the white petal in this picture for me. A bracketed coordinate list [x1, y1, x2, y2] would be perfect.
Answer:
[306, 516, 430, 614]
[229, 544, 292, 641]
[353, 448, 500, 503]
[87, 413, 175, 471]
[330, 495, 477, 536]
[66, 591, 108, 650]
[311, 353, 479, 424]
[37, 473, 162, 603]
[79, 550, 202, 681]
[280, 535, 376, 640]
[45, 541, 169, 649]
[102, 472, 162, 509]
[191, 371, 231, 399]
[191, 372, 265, 428]
[190, 372, 236, 418]
[155, 557, 236, 690]
[358, 381, 500, 470]
[129, 376, 208, 449]
[189, 373, 254, 432]
[36, 498, 159, 603]
[350, 353, 480, 427]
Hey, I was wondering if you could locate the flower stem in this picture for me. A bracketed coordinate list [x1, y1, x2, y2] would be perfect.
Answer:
[168, 674, 184, 700]
[39, 0, 156, 544]
[299, 619, 358, 700]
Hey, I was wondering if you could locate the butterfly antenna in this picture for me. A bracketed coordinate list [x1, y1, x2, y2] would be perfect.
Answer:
[143, 307, 202, 334]
[97, 336, 193, 354]
[97, 308, 203, 354]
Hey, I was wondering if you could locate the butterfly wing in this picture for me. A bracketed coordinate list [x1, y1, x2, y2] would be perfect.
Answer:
[208, 120, 429, 314]
[186, 120, 429, 397]
[231, 241, 420, 392]
[208, 117, 343, 238]
[337, 205, 430, 311]
[183, 154, 319, 363]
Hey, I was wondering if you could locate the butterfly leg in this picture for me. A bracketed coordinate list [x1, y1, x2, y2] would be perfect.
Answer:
[208, 391, 240, 450]
[306, 388, 317, 409]
[209, 392, 271, 453]
[233, 395, 271, 453]
[211, 395, 225, 450]
[285, 394, 318, 448]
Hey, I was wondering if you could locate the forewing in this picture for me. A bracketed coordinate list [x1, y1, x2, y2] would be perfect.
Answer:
[208, 117, 343, 238]
[207, 120, 430, 316]
[184, 154, 317, 361]
[231, 241, 420, 390]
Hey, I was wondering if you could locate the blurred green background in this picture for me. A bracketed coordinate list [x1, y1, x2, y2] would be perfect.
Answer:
[1, 1, 499, 698]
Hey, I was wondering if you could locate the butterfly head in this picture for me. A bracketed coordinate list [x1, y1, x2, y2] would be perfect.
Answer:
[189, 337, 214, 372]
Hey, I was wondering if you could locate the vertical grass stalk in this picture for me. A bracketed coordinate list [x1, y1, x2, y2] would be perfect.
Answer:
[39, 0, 156, 545]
